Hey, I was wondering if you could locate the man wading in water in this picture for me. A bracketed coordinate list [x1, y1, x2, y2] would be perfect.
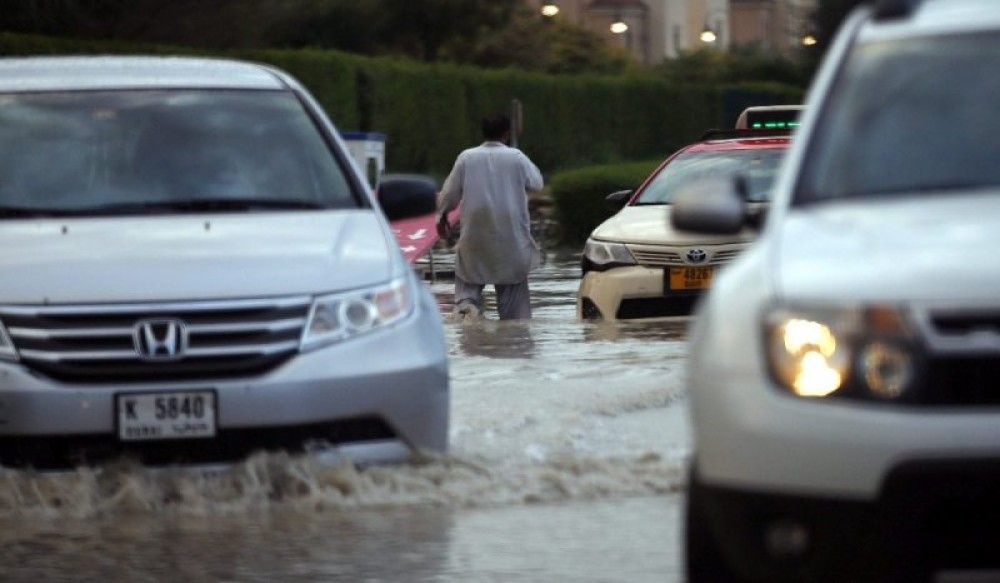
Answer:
[437, 113, 544, 320]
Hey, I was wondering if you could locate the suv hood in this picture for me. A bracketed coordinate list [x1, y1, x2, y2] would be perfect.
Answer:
[593, 205, 759, 245]
[0, 210, 395, 304]
[775, 192, 1000, 303]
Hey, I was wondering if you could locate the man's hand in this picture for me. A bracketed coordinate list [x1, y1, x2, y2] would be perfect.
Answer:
[436, 215, 450, 239]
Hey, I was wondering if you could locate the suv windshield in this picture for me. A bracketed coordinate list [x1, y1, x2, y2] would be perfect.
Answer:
[0, 90, 357, 216]
[634, 148, 785, 205]
[798, 33, 1000, 203]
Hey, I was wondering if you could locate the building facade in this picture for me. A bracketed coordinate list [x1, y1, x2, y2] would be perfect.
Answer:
[530, 0, 815, 62]
[530, 0, 731, 63]
[729, 0, 818, 57]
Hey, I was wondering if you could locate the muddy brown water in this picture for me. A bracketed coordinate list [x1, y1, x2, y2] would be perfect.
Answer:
[0, 252, 691, 582]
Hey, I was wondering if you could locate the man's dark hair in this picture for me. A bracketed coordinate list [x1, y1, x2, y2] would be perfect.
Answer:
[482, 113, 511, 141]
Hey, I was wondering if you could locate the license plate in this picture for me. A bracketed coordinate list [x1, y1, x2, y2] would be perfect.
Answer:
[667, 267, 714, 291]
[116, 390, 217, 441]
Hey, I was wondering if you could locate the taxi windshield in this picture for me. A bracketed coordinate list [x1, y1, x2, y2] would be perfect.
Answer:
[634, 148, 785, 205]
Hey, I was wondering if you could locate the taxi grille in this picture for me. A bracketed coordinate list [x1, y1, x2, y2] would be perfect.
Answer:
[629, 248, 683, 267]
[627, 246, 741, 268]
[1, 297, 311, 383]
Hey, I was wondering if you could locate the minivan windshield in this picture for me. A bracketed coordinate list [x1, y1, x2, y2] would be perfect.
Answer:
[798, 33, 1000, 203]
[0, 90, 358, 216]
[634, 148, 785, 205]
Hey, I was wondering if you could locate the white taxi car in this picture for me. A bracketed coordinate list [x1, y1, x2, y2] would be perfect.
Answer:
[577, 125, 793, 320]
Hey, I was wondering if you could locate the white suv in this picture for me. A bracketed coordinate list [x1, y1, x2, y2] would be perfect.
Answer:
[675, 1, 1000, 581]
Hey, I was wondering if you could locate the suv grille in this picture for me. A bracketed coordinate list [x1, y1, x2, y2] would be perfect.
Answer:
[922, 357, 1000, 406]
[911, 308, 1000, 406]
[930, 312, 1000, 337]
[1, 297, 311, 383]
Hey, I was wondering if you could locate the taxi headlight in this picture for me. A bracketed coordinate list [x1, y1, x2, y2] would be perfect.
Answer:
[301, 277, 413, 351]
[0, 320, 17, 361]
[765, 306, 920, 401]
[583, 239, 636, 268]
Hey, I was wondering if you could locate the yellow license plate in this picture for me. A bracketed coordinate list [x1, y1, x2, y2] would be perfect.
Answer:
[668, 267, 713, 291]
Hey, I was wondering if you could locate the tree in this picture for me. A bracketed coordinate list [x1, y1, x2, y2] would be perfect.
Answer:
[462, 5, 631, 74]
[0, 0, 632, 75]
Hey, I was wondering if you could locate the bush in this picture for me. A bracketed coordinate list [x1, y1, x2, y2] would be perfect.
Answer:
[0, 33, 802, 177]
[549, 160, 662, 244]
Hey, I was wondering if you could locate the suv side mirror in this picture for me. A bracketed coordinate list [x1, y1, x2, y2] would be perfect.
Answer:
[671, 175, 748, 235]
[605, 190, 633, 211]
[377, 174, 437, 221]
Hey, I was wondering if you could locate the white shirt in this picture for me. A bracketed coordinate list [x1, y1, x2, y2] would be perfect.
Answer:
[438, 142, 544, 284]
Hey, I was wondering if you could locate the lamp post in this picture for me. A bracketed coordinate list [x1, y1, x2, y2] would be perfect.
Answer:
[699, 4, 727, 48]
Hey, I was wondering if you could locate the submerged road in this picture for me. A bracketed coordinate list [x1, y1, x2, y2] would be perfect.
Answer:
[0, 252, 692, 582]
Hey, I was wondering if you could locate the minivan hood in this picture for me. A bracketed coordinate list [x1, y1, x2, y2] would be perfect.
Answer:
[775, 192, 1000, 303]
[0, 210, 395, 304]
[592, 205, 759, 245]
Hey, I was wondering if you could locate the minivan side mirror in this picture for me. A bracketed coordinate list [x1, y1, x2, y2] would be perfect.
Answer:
[671, 175, 748, 235]
[377, 174, 438, 221]
[605, 190, 633, 211]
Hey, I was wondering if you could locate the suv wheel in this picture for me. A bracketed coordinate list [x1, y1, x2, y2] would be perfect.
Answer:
[686, 468, 743, 582]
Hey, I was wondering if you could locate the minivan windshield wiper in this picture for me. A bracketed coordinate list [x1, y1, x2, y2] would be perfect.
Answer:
[0, 205, 72, 219]
[59, 198, 332, 216]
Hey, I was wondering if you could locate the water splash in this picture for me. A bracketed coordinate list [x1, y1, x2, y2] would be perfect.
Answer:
[0, 451, 686, 519]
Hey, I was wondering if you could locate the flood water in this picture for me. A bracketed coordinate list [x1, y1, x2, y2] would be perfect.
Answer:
[0, 252, 692, 582]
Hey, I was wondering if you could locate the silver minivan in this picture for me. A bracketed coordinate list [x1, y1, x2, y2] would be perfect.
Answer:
[0, 56, 448, 468]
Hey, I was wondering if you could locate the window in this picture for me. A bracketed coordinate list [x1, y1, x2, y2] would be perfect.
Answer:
[0, 90, 357, 214]
[798, 33, 1000, 203]
[634, 148, 785, 205]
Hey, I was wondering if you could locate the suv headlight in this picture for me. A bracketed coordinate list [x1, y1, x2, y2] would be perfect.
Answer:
[0, 320, 17, 361]
[301, 276, 413, 351]
[583, 239, 636, 270]
[765, 305, 922, 401]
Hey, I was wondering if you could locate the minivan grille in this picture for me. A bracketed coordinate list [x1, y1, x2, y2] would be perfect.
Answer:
[1, 297, 311, 383]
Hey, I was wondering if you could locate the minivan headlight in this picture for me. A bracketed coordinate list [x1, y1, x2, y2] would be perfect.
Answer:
[583, 239, 636, 270]
[301, 277, 413, 351]
[0, 320, 17, 361]
[765, 305, 921, 401]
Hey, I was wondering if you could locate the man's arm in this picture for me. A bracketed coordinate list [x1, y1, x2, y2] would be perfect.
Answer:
[438, 154, 465, 215]
[521, 153, 544, 193]
[437, 153, 465, 237]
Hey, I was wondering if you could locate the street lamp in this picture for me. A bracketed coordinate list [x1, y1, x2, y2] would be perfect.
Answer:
[700, 27, 717, 44]
[801, 34, 818, 47]
[610, 20, 629, 34]
[541, 3, 559, 17]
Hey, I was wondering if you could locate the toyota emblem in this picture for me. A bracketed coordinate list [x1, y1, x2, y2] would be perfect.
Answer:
[686, 249, 708, 265]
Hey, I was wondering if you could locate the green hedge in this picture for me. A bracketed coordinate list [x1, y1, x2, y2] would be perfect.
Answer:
[549, 160, 662, 244]
[0, 32, 802, 177]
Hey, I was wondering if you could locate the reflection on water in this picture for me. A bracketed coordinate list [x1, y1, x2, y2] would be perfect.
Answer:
[0, 495, 682, 582]
[433, 249, 689, 355]
[455, 320, 537, 359]
[0, 251, 691, 581]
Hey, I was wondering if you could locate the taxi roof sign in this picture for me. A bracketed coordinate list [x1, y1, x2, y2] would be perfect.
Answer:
[735, 105, 803, 130]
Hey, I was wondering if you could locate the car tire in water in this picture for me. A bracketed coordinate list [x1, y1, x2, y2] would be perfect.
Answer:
[685, 467, 743, 583]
